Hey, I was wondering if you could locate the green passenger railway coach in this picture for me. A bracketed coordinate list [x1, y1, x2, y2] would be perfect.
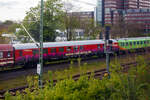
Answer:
[117, 37, 150, 51]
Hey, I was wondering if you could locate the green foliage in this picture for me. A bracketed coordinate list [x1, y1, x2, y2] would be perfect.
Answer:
[3, 20, 13, 25]
[17, 0, 64, 42]
[5, 57, 150, 100]
[7, 23, 20, 33]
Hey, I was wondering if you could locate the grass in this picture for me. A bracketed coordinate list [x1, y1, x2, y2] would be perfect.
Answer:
[0, 52, 149, 91]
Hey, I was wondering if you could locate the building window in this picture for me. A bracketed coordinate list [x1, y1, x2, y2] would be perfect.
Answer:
[0, 52, 3, 58]
[51, 48, 56, 53]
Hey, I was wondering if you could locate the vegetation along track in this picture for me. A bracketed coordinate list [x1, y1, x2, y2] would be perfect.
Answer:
[0, 61, 139, 99]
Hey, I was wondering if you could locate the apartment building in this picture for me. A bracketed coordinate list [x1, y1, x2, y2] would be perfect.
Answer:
[96, 0, 150, 32]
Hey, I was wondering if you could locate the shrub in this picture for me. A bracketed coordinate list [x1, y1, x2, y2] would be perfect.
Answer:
[5, 56, 150, 100]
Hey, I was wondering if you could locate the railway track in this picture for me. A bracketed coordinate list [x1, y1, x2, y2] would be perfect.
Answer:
[0, 61, 138, 99]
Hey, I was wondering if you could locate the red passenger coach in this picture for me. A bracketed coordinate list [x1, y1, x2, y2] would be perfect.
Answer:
[13, 43, 39, 65]
[13, 40, 105, 66]
[0, 44, 14, 67]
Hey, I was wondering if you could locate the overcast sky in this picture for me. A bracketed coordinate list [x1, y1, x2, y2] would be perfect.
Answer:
[0, 0, 96, 22]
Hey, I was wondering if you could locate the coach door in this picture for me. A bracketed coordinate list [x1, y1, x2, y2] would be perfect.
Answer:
[5, 51, 13, 65]
[0, 52, 4, 66]
[0, 52, 3, 58]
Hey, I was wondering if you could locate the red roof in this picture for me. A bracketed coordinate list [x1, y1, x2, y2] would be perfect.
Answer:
[0, 44, 13, 51]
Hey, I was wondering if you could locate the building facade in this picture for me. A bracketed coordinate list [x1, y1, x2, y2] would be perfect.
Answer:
[67, 11, 94, 21]
[96, 0, 150, 32]
[124, 9, 150, 32]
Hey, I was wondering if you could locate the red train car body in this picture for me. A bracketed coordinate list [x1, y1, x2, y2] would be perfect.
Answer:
[0, 44, 14, 67]
[13, 40, 105, 66]
[0, 39, 119, 67]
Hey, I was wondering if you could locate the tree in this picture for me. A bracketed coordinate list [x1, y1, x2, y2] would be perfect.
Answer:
[64, 13, 80, 41]
[0, 20, 17, 37]
[63, 1, 81, 41]
[63, 1, 101, 41]
[7, 23, 20, 34]
[80, 18, 101, 40]
[3, 20, 13, 25]
[111, 15, 146, 38]
[17, 0, 64, 42]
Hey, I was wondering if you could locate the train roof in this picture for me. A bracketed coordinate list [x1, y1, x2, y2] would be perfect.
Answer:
[0, 44, 13, 51]
[13, 40, 104, 50]
[117, 37, 150, 41]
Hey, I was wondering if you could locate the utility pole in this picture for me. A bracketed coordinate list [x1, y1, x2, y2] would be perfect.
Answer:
[105, 26, 110, 78]
[38, 0, 44, 88]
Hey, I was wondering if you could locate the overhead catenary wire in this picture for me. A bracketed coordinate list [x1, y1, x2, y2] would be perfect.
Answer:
[20, 23, 39, 48]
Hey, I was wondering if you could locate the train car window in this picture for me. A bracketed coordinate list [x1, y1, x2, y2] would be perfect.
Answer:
[51, 48, 56, 53]
[73, 46, 78, 51]
[19, 51, 23, 56]
[140, 41, 143, 45]
[108, 40, 113, 44]
[147, 41, 149, 44]
[33, 49, 39, 55]
[122, 43, 124, 46]
[126, 42, 128, 46]
[7, 51, 11, 58]
[144, 41, 146, 44]
[97, 44, 100, 49]
[0, 52, 3, 58]
[67, 47, 71, 52]
[43, 49, 48, 54]
[59, 47, 64, 52]
[137, 41, 139, 45]
[120, 43, 122, 46]
[130, 42, 132, 46]
[80, 46, 84, 50]
[133, 42, 136, 45]
[103, 44, 104, 48]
